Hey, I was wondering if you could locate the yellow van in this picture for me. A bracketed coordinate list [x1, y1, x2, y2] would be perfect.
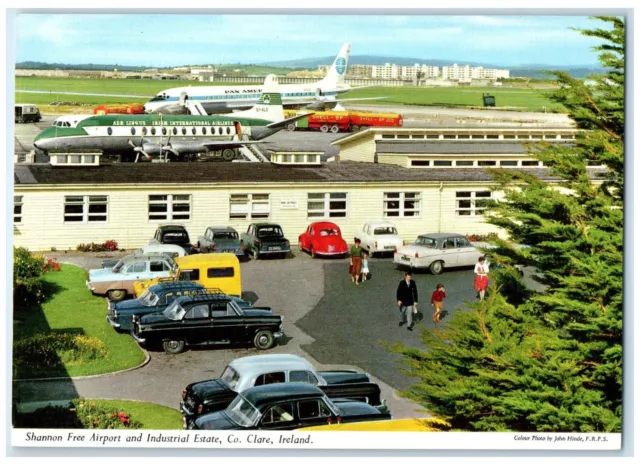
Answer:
[133, 253, 242, 298]
[296, 418, 450, 432]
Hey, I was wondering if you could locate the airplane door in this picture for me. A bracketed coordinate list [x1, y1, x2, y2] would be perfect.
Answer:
[315, 88, 324, 98]
[234, 121, 242, 139]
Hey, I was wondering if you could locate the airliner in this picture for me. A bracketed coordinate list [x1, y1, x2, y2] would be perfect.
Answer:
[144, 43, 380, 115]
[34, 75, 307, 162]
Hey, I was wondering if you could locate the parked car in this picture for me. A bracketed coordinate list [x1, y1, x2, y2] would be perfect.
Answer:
[180, 354, 385, 424]
[393, 232, 484, 274]
[298, 222, 349, 258]
[240, 223, 291, 259]
[150, 224, 195, 255]
[107, 282, 252, 332]
[101, 244, 186, 269]
[354, 221, 405, 257]
[87, 253, 177, 301]
[131, 294, 284, 354]
[196, 226, 244, 257]
[186, 383, 391, 430]
[133, 253, 242, 299]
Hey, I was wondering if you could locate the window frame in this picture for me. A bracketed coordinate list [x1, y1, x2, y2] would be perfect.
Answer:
[383, 191, 422, 218]
[14, 195, 23, 224]
[229, 193, 271, 220]
[307, 192, 348, 219]
[63, 195, 108, 224]
[455, 190, 492, 217]
[148, 194, 192, 222]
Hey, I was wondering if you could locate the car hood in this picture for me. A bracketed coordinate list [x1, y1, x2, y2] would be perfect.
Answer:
[191, 379, 234, 400]
[113, 299, 148, 312]
[194, 411, 240, 430]
[396, 245, 439, 256]
[139, 312, 171, 324]
[88, 268, 121, 282]
[333, 400, 383, 416]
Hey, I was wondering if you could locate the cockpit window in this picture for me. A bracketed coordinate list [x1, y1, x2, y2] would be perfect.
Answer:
[150, 94, 168, 102]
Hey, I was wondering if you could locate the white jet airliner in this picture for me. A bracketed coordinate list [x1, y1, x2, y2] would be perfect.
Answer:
[143, 43, 381, 115]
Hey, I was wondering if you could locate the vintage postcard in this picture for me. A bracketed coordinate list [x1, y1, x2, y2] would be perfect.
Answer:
[7, 6, 627, 455]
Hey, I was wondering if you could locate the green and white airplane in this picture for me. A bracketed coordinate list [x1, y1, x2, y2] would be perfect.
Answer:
[33, 75, 307, 162]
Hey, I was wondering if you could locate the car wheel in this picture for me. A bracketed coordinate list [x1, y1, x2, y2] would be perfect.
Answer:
[430, 260, 444, 275]
[320, 124, 329, 133]
[162, 340, 186, 355]
[108, 289, 127, 302]
[310, 246, 316, 258]
[330, 124, 339, 133]
[287, 123, 296, 132]
[253, 330, 275, 350]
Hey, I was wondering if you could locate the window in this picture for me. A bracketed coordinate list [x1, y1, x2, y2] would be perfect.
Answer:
[383, 192, 421, 217]
[150, 260, 171, 272]
[443, 134, 456, 139]
[381, 134, 395, 139]
[411, 160, 430, 167]
[151, 127, 156, 136]
[131, 127, 136, 136]
[455, 160, 474, 166]
[178, 269, 200, 281]
[503, 134, 516, 139]
[14, 196, 23, 223]
[500, 160, 518, 166]
[218, 127, 223, 135]
[307, 193, 347, 218]
[172, 127, 178, 135]
[521, 160, 540, 167]
[297, 400, 331, 420]
[229, 194, 270, 219]
[255, 372, 286, 386]
[126, 262, 146, 273]
[64, 195, 108, 223]
[107, 127, 113, 136]
[261, 403, 294, 424]
[192, 127, 197, 135]
[207, 267, 234, 278]
[486, 134, 499, 139]
[289, 370, 319, 385]
[182, 128, 187, 135]
[433, 160, 453, 167]
[185, 304, 209, 319]
[161, 127, 167, 136]
[478, 160, 497, 166]
[442, 238, 456, 249]
[70, 155, 81, 164]
[148, 194, 191, 221]
[202, 127, 207, 135]
[142, 127, 148, 136]
[426, 134, 439, 139]
[83, 155, 96, 164]
[455, 191, 491, 216]
[471, 135, 484, 139]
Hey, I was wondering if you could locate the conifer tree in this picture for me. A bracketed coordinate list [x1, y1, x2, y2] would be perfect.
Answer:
[387, 17, 623, 432]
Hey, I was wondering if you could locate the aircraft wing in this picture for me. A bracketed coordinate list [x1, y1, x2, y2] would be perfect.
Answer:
[200, 140, 263, 150]
[266, 113, 315, 129]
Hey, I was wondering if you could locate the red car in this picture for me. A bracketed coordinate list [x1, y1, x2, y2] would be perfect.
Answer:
[298, 222, 349, 258]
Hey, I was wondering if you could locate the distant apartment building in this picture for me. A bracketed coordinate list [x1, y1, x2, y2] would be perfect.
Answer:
[400, 64, 440, 79]
[190, 66, 215, 75]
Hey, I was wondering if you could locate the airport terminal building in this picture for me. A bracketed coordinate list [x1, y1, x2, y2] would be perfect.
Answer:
[13, 127, 603, 252]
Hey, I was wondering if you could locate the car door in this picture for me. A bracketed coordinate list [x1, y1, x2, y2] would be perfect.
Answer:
[209, 301, 243, 344]
[181, 303, 211, 345]
[149, 259, 172, 279]
[295, 398, 334, 429]
[456, 236, 481, 267]
[258, 401, 300, 430]
[439, 237, 459, 267]
[126, 261, 148, 281]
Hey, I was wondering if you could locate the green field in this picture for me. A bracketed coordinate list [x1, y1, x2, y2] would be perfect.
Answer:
[339, 86, 565, 112]
[15, 76, 565, 112]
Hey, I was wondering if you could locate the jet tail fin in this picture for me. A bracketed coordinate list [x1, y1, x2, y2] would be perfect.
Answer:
[317, 43, 350, 88]
[228, 74, 284, 122]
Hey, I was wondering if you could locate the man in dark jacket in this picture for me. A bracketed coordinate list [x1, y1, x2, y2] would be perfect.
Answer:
[396, 271, 418, 330]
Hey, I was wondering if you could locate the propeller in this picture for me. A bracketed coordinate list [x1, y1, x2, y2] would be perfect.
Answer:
[128, 135, 151, 163]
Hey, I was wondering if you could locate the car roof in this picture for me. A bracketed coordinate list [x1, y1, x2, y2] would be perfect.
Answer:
[254, 223, 281, 228]
[176, 253, 239, 266]
[158, 224, 188, 231]
[229, 354, 315, 376]
[368, 221, 398, 228]
[174, 293, 232, 305]
[121, 253, 174, 263]
[418, 232, 466, 239]
[241, 383, 324, 409]
[311, 221, 341, 229]
[148, 281, 204, 293]
[207, 226, 238, 232]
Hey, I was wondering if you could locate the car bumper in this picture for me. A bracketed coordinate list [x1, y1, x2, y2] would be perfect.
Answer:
[274, 331, 285, 339]
[131, 330, 146, 344]
[316, 250, 348, 256]
[393, 255, 419, 268]
[259, 249, 291, 255]
[86, 280, 96, 292]
[106, 315, 121, 329]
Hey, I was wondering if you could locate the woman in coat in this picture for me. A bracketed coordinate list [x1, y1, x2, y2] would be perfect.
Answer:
[349, 238, 364, 285]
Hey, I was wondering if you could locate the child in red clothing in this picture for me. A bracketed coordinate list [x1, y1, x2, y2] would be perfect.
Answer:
[431, 283, 446, 323]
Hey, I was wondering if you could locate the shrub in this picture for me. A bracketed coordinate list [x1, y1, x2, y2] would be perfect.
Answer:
[76, 240, 119, 252]
[104, 240, 119, 251]
[14, 333, 108, 369]
[466, 232, 500, 242]
[13, 399, 142, 429]
[14, 247, 46, 307]
[43, 258, 61, 273]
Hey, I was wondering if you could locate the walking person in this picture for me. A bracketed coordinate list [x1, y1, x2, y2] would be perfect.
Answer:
[349, 238, 364, 285]
[361, 250, 370, 281]
[474, 256, 490, 301]
[431, 283, 446, 323]
[396, 271, 418, 331]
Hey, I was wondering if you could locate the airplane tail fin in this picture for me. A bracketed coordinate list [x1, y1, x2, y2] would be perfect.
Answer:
[317, 43, 351, 87]
[230, 74, 284, 122]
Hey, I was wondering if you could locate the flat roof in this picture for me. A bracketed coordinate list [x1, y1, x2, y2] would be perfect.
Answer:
[14, 162, 607, 186]
[375, 142, 540, 154]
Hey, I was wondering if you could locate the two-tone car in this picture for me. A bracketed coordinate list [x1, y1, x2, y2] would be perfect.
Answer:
[186, 383, 391, 430]
[131, 293, 284, 354]
[196, 226, 244, 257]
[354, 221, 405, 257]
[87, 253, 177, 301]
[240, 223, 291, 259]
[180, 354, 386, 423]
[393, 232, 484, 274]
[106, 281, 252, 332]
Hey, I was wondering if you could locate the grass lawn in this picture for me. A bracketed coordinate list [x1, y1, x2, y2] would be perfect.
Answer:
[340, 85, 566, 113]
[13, 264, 146, 379]
[88, 399, 183, 430]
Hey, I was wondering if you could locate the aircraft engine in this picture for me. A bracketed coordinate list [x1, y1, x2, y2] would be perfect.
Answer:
[161, 141, 207, 155]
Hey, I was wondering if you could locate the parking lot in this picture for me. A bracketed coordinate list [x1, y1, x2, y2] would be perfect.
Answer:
[14, 248, 484, 420]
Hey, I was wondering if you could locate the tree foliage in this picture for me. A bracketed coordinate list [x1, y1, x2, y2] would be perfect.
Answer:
[387, 17, 623, 432]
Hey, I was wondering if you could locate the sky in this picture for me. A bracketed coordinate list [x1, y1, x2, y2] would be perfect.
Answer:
[14, 14, 608, 68]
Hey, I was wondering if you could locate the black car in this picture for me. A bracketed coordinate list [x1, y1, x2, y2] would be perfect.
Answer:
[150, 224, 195, 255]
[107, 282, 252, 332]
[187, 383, 391, 430]
[180, 353, 386, 424]
[240, 223, 291, 259]
[131, 294, 284, 354]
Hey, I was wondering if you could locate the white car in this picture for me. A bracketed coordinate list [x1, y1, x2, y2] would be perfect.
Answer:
[354, 221, 405, 256]
[393, 232, 484, 274]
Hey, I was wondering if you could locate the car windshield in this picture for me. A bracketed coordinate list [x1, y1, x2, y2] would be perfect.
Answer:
[162, 232, 189, 244]
[163, 300, 186, 320]
[319, 228, 339, 236]
[257, 227, 283, 238]
[374, 227, 398, 235]
[112, 260, 124, 273]
[220, 365, 241, 390]
[225, 396, 261, 428]
[414, 237, 438, 248]
[138, 289, 160, 307]
[214, 232, 238, 240]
